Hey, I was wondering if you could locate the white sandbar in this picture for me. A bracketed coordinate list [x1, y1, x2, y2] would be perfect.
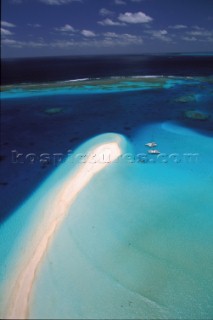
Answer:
[6, 141, 121, 319]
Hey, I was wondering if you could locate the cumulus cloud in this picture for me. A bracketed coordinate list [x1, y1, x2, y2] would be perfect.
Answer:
[55, 24, 75, 32]
[145, 29, 172, 42]
[81, 29, 96, 37]
[118, 11, 153, 23]
[1, 28, 14, 36]
[98, 18, 125, 26]
[120, 33, 143, 43]
[99, 8, 114, 17]
[104, 32, 119, 38]
[1, 21, 16, 28]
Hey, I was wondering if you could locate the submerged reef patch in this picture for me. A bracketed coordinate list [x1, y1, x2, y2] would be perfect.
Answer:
[175, 95, 197, 103]
[184, 109, 210, 121]
[43, 107, 63, 115]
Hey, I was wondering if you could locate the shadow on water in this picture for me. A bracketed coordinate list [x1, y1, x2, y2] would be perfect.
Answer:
[1, 87, 213, 223]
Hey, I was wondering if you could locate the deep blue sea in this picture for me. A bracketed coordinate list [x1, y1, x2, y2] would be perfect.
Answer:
[2, 54, 213, 85]
[1, 54, 213, 319]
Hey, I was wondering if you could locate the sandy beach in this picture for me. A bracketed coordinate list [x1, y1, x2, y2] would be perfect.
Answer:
[5, 141, 122, 319]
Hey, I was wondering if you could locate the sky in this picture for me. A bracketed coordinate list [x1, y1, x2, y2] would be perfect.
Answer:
[1, 0, 213, 58]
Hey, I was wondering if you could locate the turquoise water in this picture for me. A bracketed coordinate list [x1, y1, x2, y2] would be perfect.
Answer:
[0, 133, 127, 316]
[29, 122, 213, 319]
[0, 76, 202, 99]
[1, 76, 213, 319]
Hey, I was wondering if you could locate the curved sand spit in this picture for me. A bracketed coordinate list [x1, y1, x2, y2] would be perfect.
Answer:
[6, 141, 122, 319]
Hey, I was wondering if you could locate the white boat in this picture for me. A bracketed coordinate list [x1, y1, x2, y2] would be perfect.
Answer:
[148, 149, 160, 154]
[145, 142, 157, 147]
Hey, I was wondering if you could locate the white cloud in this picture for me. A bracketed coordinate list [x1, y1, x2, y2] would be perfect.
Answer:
[54, 33, 143, 48]
[115, 0, 126, 4]
[103, 32, 143, 46]
[1, 39, 22, 47]
[81, 29, 96, 37]
[187, 29, 213, 37]
[121, 33, 143, 42]
[50, 34, 143, 48]
[182, 36, 197, 42]
[104, 31, 142, 40]
[172, 25, 213, 43]
[53, 36, 142, 48]
[2, 32, 144, 50]
[1, 38, 47, 48]
[192, 25, 205, 30]
[2, 39, 17, 45]
[26, 41, 47, 47]
[55, 24, 75, 32]
[1, 28, 14, 36]
[104, 32, 119, 38]
[187, 31, 205, 36]
[99, 8, 114, 17]
[1, 21, 16, 28]
[39, 0, 81, 4]
[98, 18, 125, 26]
[145, 29, 172, 42]
[169, 24, 187, 29]
[118, 11, 153, 23]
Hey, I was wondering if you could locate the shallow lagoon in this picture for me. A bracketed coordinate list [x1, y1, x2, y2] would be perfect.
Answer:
[29, 122, 213, 319]
[0, 76, 213, 319]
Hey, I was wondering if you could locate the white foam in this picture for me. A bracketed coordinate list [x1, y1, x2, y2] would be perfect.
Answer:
[64, 78, 89, 82]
